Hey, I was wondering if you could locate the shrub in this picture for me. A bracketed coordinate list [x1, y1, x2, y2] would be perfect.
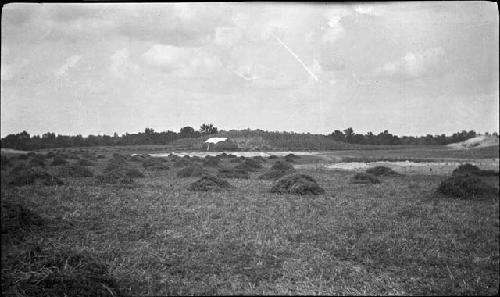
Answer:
[57, 165, 94, 178]
[350, 173, 381, 184]
[51, 156, 67, 166]
[77, 159, 95, 166]
[270, 174, 324, 195]
[366, 166, 400, 177]
[258, 169, 290, 180]
[2, 247, 121, 297]
[177, 164, 204, 178]
[125, 168, 145, 178]
[452, 163, 498, 177]
[188, 175, 232, 191]
[217, 168, 249, 179]
[437, 174, 497, 199]
[8, 167, 63, 186]
[271, 160, 294, 171]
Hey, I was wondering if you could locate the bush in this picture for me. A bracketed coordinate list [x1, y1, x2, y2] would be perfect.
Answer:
[177, 164, 205, 178]
[8, 167, 63, 186]
[125, 168, 145, 178]
[188, 175, 232, 191]
[350, 173, 380, 184]
[217, 168, 249, 179]
[77, 159, 95, 166]
[57, 165, 94, 178]
[437, 174, 497, 199]
[366, 166, 400, 177]
[452, 163, 498, 177]
[2, 247, 121, 297]
[270, 174, 324, 195]
[258, 169, 290, 180]
[271, 160, 294, 171]
[51, 156, 67, 166]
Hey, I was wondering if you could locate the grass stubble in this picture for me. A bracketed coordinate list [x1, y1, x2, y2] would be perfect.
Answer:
[0, 149, 498, 296]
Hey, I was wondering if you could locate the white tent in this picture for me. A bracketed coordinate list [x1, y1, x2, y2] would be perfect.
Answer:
[204, 138, 228, 151]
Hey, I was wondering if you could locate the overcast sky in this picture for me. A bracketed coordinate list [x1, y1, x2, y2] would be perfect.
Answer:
[1, 2, 498, 137]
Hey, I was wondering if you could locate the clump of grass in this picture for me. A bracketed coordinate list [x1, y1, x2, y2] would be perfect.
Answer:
[217, 168, 249, 179]
[271, 160, 294, 171]
[203, 157, 220, 167]
[125, 168, 145, 178]
[230, 157, 243, 163]
[252, 156, 267, 163]
[57, 164, 94, 178]
[234, 159, 262, 171]
[77, 159, 95, 166]
[94, 171, 134, 185]
[188, 175, 232, 191]
[284, 154, 300, 163]
[51, 156, 67, 166]
[1, 155, 12, 169]
[96, 154, 106, 159]
[268, 155, 279, 159]
[146, 164, 170, 171]
[2, 247, 121, 297]
[142, 158, 166, 169]
[366, 166, 400, 177]
[28, 157, 45, 168]
[437, 174, 497, 199]
[173, 159, 191, 168]
[270, 174, 324, 195]
[350, 173, 381, 184]
[452, 163, 498, 177]
[8, 167, 63, 186]
[1, 201, 45, 239]
[258, 169, 290, 180]
[17, 154, 29, 160]
[131, 155, 146, 162]
[104, 156, 129, 173]
[46, 151, 56, 159]
[177, 164, 205, 178]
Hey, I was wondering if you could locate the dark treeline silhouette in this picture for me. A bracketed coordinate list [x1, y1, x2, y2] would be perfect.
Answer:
[0, 125, 497, 151]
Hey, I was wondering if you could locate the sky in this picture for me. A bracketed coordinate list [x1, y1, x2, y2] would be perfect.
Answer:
[1, 2, 499, 137]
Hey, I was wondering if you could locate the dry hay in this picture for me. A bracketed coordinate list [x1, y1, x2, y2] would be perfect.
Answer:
[125, 168, 145, 178]
[1, 201, 45, 239]
[143, 158, 168, 170]
[57, 164, 94, 178]
[452, 163, 498, 177]
[234, 159, 262, 171]
[350, 173, 381, 184]
[271, 160, 294, 171]
[8, 167, 63, 186]
[365, 166, 400, 177]
[188, 175, 232, 191]
[258, 169, 290, 180]
[2, 247, 121, 297]
[217, 168, 250, 179]
[51, 156, 67, 166]
[437, 174, 497, 199]
[77, 159, 95, 166]
[270, 174, 325, 195]
[177, 164, 205, 178]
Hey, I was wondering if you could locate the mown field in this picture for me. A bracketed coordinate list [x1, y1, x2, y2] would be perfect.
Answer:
[1, 146, 499, 296]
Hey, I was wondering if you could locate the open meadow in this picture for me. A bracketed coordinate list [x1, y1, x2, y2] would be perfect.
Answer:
[1, 146, 499, 296]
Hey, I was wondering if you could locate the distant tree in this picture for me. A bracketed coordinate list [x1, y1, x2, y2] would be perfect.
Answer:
[344, 127, 354, 143]
[180, 126, 197, 138]
[200, 123, 218, 135]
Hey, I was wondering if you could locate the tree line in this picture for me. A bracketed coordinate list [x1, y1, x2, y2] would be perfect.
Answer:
[0, 124, 497, 151]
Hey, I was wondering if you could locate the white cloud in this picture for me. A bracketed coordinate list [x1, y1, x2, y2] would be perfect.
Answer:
[109, 48, 138, 78]
[55, 55, 81, 78]
[373, 47, 448, 79]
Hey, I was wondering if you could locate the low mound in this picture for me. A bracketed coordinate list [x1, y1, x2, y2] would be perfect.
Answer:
[8, 167, 63, 186]
[1, 201, 45, 237]
[203, 157, 220, 167]
[3, 248, 121, 297]
[77, 159, 95, 166]
[284, 154, 300, 163]
[57, 165, 94, 178]
[188, 175, 231, 191]
[46, 151, 56, 159]
[94, 171, 134, 185]
[217, 168, 249, 179]
[177, 164, 204, 178]
[146, 164, 170, 171]
[271, 160, 294, 171]
[268, 155, 279, 159]
[104, 156, 129, 173]
[230, 157, 243, 163]
[252, 156, 267, 163]
[437, 174, 497, 199]
[270, 174, 324, 195]
[235, 159, 262, 171]
[258, 169, 290, 180]
[51, 156, 67, 166]
[366, 166, 400, 177]
[173, 159, 191, 168]
[350, 173, 380, 184]
[125, 168, 145, 178]
[28, 157, 45, 168]
[452, 163, 498, 177]
[447, 135, 499, 149]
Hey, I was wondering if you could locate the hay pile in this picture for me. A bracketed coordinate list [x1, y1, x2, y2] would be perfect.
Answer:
[366, 166, 400, 177]
[177, 164, 205, 178]
[173, 159, 191, 168]
[1, 201, 45, 238]
[270, 174, 324, 195]
[2, 248, 121, 297]
[217, 168, 250, 179]
[8, 167, 63, 186]
[203, 157, 220, 167]
[259, 161, 295, 180]
[51, 156, 67, 166]
[284, 154, 300, 163]
[452, 163, 498, 177]
[235, 159, 262, 171]
[350, 173, 380, 184]
[94, 171, 134, 185]
[268, 155, 279, 159]
[125, 168, 145, 178]
[437, 174, 497, 199]
[188, 175, 232, 191]
[28, 156, 45, 168]
[57, 164, 94, 178]
[77, 159, 95, 166]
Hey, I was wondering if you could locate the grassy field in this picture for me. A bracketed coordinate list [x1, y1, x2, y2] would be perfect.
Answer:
[1, 147, 499, 296]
